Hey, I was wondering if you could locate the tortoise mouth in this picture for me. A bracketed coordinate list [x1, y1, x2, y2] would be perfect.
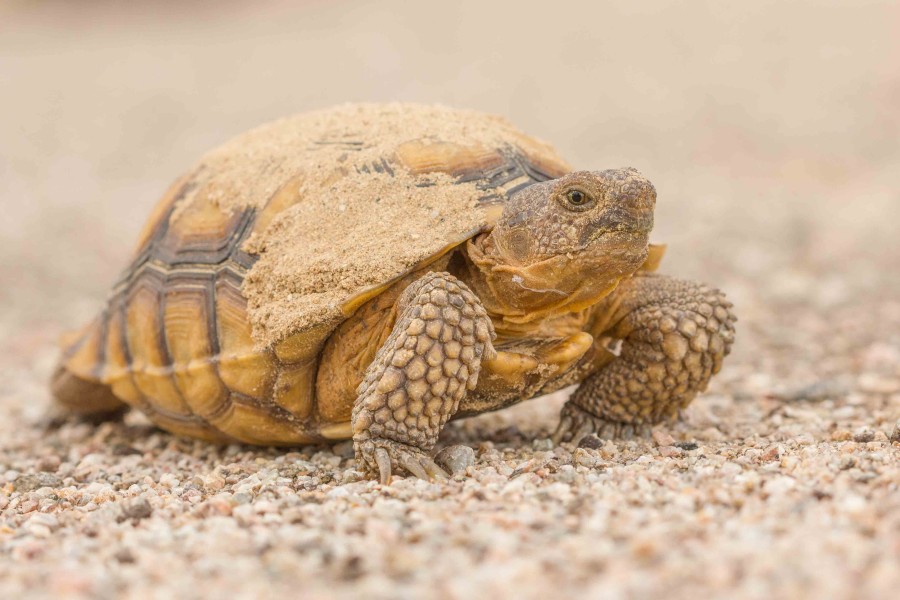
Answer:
[507, 273, 569, 298]
[586, 226, 652, 250]
[580, 206, 654, 246]
[594, 213, 655, 238]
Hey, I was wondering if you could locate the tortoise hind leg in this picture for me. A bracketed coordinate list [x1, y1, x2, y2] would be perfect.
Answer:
[352, 271, 496, 483]
[50, 367, 127, 420]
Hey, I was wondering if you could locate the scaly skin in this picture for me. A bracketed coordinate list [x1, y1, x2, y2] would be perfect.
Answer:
[553, 273, 736, 444]
[352, 271, 496, 483]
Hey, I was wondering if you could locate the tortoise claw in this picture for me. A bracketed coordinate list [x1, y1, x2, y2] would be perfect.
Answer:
[356, 439, 449, 484]
[551, 414, 574, 445]
[420, 456, 449, 481]
[400, 454, 430, 480]
[374, 447, 393, 485]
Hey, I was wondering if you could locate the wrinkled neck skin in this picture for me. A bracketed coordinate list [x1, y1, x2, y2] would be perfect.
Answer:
[460, 231, 649, 335]
[455, 169, 656, 337]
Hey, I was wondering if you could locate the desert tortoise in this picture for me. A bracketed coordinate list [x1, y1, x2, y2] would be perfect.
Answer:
[52, 103, 736, 482]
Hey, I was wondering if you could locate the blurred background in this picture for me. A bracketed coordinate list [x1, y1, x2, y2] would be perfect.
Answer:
[1, 0, 898, 377]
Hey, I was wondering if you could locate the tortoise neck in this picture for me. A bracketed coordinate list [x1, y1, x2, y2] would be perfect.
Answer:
[453, 234, 508, 319]
[455, 234, 572, 330]
[456, 232, 631, 334]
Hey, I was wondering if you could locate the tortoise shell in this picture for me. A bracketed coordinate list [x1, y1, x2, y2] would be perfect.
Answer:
[56, 104, 575, 445]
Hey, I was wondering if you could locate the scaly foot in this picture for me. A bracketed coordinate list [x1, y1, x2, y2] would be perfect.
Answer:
[355, 438, 448, 484]
[552, 402, 652, 445]
[351, 271, 495, 483]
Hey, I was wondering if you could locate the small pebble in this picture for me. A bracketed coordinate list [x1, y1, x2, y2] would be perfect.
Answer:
[36, 455, 61, 472]
[831, 430, 852, 442]
[26, 513, 60, 531]
[852, 429, 875, 443]
[577, 434, 603, 449]
[435, 445, 475, 475]
[658, 446, 682, 458]
[652, 430, 676, 446]
[674, 441, 699, 451]
[699, 427, 725, 441]
[115, 548, 137, 564]
[573, 448, 601, 468]
[231, 492, 253, 505]
[532, 438, 553, 451]
[117, 497, 153, 522]
[761, 445, 783, 462]
[14, 472, 62, 492]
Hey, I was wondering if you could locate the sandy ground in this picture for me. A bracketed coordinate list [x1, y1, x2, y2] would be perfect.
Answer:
[1, 2, 899, 598]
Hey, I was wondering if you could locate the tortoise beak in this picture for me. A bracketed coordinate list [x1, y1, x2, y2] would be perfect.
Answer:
[597, 167, 656, 238]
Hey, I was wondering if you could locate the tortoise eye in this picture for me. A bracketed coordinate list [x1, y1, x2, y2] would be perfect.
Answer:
[563, 188, 592, 210]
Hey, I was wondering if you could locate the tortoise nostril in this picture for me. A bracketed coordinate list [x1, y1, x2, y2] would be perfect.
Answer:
[616, 181, 656, 215]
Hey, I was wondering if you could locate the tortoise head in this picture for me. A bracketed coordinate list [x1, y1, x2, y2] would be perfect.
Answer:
[467, 168, 656, 322]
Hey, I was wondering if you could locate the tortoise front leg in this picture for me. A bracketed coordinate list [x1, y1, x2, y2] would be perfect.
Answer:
[553, 273, 736, 444]
[352, 271, 496, 483]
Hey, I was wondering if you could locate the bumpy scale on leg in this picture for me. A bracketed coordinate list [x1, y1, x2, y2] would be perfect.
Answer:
[554, 274, 736, 444]
[352, 271, 496, 483]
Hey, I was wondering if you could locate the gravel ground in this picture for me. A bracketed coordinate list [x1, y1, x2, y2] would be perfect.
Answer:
[2, 2, 899, 599]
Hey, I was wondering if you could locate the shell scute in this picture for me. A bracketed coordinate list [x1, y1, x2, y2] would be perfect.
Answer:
[163, 281, 230, 418]
[156, 189, 256, 266]
[214, 274, 277, 402]
[395, 141, 506, 177]
[125, 274, 191, 416]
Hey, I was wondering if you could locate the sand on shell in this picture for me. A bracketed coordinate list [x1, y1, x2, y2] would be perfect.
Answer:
[162, 103, 568, 346]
